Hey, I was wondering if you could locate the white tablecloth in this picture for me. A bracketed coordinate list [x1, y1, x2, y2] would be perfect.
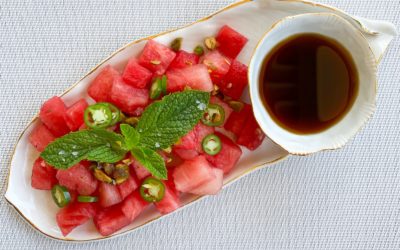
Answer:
[1, 0, 399, 249]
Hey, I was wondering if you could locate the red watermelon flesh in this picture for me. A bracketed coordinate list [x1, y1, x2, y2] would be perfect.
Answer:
[56, 202, 97, 236]
[39, 96, 70, 137]
[29, 123, 55, 152]
[201, 51, 231, 83]
[237, 112, 265, 151]
[219, 59, 248, 100]
[130, 159, 151, 180]
[138, 40, 176, 75]
[205, 132, 242, 174]
[173, 155, 222, 195]
[210, 96, 233, 126]
[190, 168, 223, 195]
[56, 163, 98, 195]
[216, 25, 248, 59]
[122, 58, 153, 88]
[31, 157, 57, 190]
[88, 65, 120, 102]
[121, 191, 148, 221]
[98, 182, 123, 208]
[117, 171, 138, 200]
[94, 204, 131, 236]
[166, 64, 213, 92]
[168, 50, 199, 70]
[110, 77, 149, 115]
[155, 181, 180, 214]
[224, 104, 252, 137]
[173, 148, 199, 161]
[64, 99, 88, 131]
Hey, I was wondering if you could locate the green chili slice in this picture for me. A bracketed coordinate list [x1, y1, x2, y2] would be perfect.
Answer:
[140, 177, 165, 202]
[149, 78, 162, 100]
[77, 195, 98, 203]
[51, 185, 71, 208]
[201, 103, 225, 126]
[107, 103, 121, 126]
[84, 103, 113, 129]
[202, 134, 222, 156]
[161, 75, 167, 95]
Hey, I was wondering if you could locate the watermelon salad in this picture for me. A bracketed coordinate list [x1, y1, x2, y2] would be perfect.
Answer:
[28, 25, 265, 237]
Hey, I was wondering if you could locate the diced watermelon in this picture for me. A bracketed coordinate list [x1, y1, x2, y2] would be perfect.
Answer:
[166, 64, 213, 92]
[121, 191, 148, 221]
[219, 60, 248, 100]
[224, 104, 252, 137]
[201, 51, 231, 83]
[56, 202, 97, 236]
[173, 155, 222, 195]
[210, 96, 233, 126]
[190, 168, 223, 195]
[94, 204, 131, 236]
[64, 99, 88, 131]
[29, 123, 55, 152]
[155, 181, 180, 214]
[56, 163, 98, 195]
[216, 25, 248, 59]
[173, 148, 199, 161]
[168, 50, 199, 70]
[99, 182, 123, 208]
[165, 167, 179, 196]
[173, 123, 214, 160]
[39, 96, 70, 137]
[205, 132, 242, 174]
[117, 171, 138, 200]
[31, 157, 57, 190]
[110, 77, 149, 115]
[237, 112, 265, 150]
[138, 40, 176, 75]
[130, 159, 150, 180]
[122, 58, 153, 88]
[88, 65, 120, 102]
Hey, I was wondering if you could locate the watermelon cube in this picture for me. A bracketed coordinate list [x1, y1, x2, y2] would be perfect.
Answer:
[210, 96, 233, 126]
[99, 182, 123, 208]
[56, 163, 98, 195]
[88, 65, 120, 102]
[166, 64, 213, 92]
[138, 40, 176, 75]
[56, 202, 97, 236]
[130, 159, 151, 180]
[94, 204, 131, 236]
[29, 123, 55, 152]
[31, 157, 57, 190]
[216, 25, 248, 59]
[110, 77, 149, 115]
[155, 181, 180, 214]
[201, 51, 231, 83]
[168, 50, 199, 70]
[39, 96, 70, 137]
[64, 99, 88, 131]
[205, 132, 242, 174]
[219, 60, 248, 100]
[190, 168, 223, 195]
[117, 170, 138, 200]
[173, 155, 222, 195]
[173, 123, 214, 160]
[237, 112, 265, 151]
[121, 191, 148, 221]
[224, 104, 252, 137]
[122, 58, 153, 88]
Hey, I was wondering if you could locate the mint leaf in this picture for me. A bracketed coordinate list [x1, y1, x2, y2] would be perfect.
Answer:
[40, 129, 127, 169]
[120, 124, 140, 150]
[136, 90, 210, 150]
[131, 147, 167, 179]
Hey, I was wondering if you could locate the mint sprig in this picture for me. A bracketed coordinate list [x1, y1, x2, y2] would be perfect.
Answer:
[40, 90, 210, 180]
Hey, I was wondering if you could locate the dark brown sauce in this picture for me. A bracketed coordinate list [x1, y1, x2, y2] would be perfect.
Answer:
[260, 33, 358, 134]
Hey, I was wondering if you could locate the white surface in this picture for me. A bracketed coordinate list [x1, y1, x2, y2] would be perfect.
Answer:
[0, 0, 399, 249]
